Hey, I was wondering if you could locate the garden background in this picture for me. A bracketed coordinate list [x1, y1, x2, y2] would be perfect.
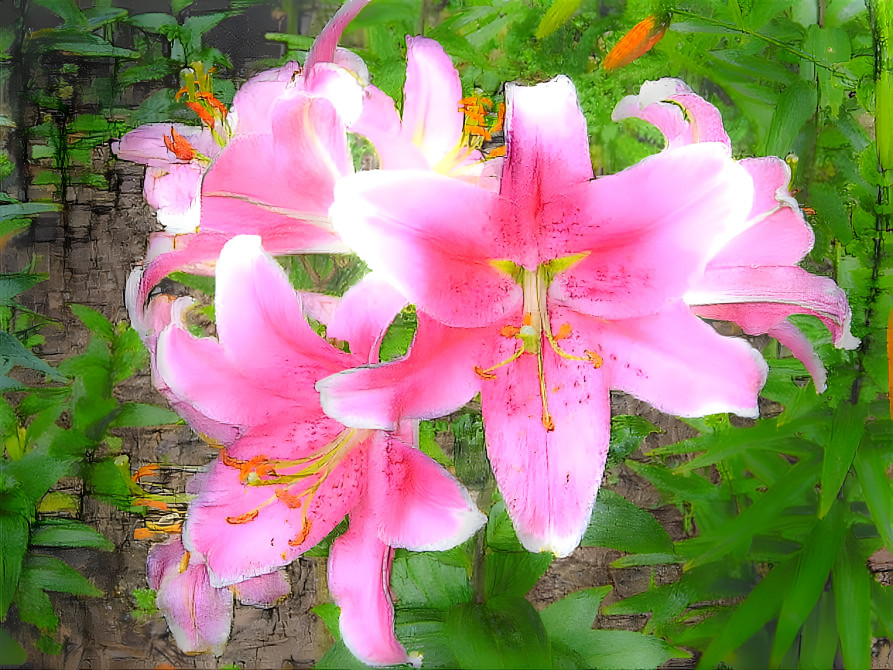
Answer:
[2, 0, 892, 668]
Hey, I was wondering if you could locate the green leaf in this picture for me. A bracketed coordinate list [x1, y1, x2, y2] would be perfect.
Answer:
[12, 578, 57, 633]
[20, 554, 102, 597]
[0, 272, 47, 306]
[68, 304, 115, 342]
[27, 30, 137, 58]
[33, 0, 88, 27]
[395, 608, 458, 667]
[316, 640, 371, 669]
[535, 0, 582, 39]
[486, 500, 525, 552]
[0, 202, 61, 222]
[582, 488, 674, 554]
[820, 401, 867, 517]
[0, 626, 27, 665]
[0, 331, 63, 379]
[543, 587, 685, 669]
[126, 12, 180, 34]
[312, 602, 341, 641]
[763, 79, 817, 156]
[698, 558, 797, 669]
[445, 595, 551, 669]
[484, 550, 552, 600]
[108, 403, 182, 428]
[834, 533, 871, 670]
[852, 440, 893, 552]
[390, 552, 472, 610]
[418, 420, 452, 467]
[36, 491, 79, 514]
[607, 415, 660, 466]
[0, 512, 29, 619]
[770, 502, 848, 665]
[799, 589, 838, 670]
[30, 520, 113, 551]
[377, 306, 417, 362]
[171, 0, 194, 13]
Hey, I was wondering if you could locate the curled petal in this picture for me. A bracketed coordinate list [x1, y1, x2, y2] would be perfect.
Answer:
[231, 570, 291, 607]
[329, 498, 409, 667]
[230, 62, 301, 136]
[326, 273, 408, 362]
[612, 78, 730, 150]
[686, 266, 859, 349]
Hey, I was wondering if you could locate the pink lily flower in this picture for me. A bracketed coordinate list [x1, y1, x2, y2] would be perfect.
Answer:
[131, 0, 376, 306]
[614, 78, 859, 390]
[114, 123, 223, 233]
[320, 75, 793, 557]
[147, 536, 290, 656]
[151, 235, 485, 665]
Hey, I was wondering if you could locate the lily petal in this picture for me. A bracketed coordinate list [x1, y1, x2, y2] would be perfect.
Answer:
[331, 170, 517, 327]
[686, 266, 859, 349]
[612, 78, 731, 150]
[231, 570, 291, 607]
[369, 430, 485, 550]
[549, 143, 754, 319]
[326, 273, 408, 362]
[329, 497, 409, 667]
[317, 315, 487, 430]
[572, 302, 768, 418]
[480, 333, 611, 557]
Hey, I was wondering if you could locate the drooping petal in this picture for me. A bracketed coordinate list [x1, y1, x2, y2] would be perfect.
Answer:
[326, 273, 408, 362]
[305, 0, 373, 70]
[686, 266, 859, 349]
[570, 302, 768, 418]
[183, 438, 367, 587]
[331, 170, 518, 327]
[479, 332, 611, 557]
[708, 157, 814, 267]
[369, 430, 485, 550]
[767, 319, 828, 392]
[231, 569, 291, 607]
[549, 143, 754, 319]
[143, 163, 203, 233]
[612, 78, 730, 150]
[401, 36, 465, 168]
[329, 497, 409, 667]
[317, 315, 488, 430]
[350, 84, 421, 169]
[148, 538, 233, 656]
[213, 236, 351, 383]
[114, 123, 219, 167]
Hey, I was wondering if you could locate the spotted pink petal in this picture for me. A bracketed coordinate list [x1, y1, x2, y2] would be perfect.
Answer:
[479, 329, 611, 557]
[548, 143, 754, 319]
[369, 430, 485, 550]
[114, 123, 219, 167]
[570, 302, 767, 418]
[317, 314, 488, 430]
[183, 438, 368, 587]
[328, 497, 409, 667]
[612, 78, 731, 150]
[331, 171, 516, 327]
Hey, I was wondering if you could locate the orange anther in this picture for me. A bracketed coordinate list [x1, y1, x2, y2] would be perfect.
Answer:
[488, 146, 506, 158]
[467, 125, 492, 141]
[174, 86, 189, 101]
[185, 101, 215, 129]
[458, 96, 478, 106]
[474, 366, 497, 380]
[198, 92, 228, 118]
[132, 463, 160, 482]
[492, 103, 506, 133]
[288, 519, 313, 546]
[226, 510, 259, 524]
[275, 487, 304, 509]
[554, 323, 572, 341]
[178, 550, 190, 573]
[163, 126, 195, 161]
[585, 350, 604, 368]
[501, 325, 521, 338]
[479, 97, 493, 109]
[522, 313, 532, 326]
[133, 498, 170, 512]
[542, 414, 555, 432]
